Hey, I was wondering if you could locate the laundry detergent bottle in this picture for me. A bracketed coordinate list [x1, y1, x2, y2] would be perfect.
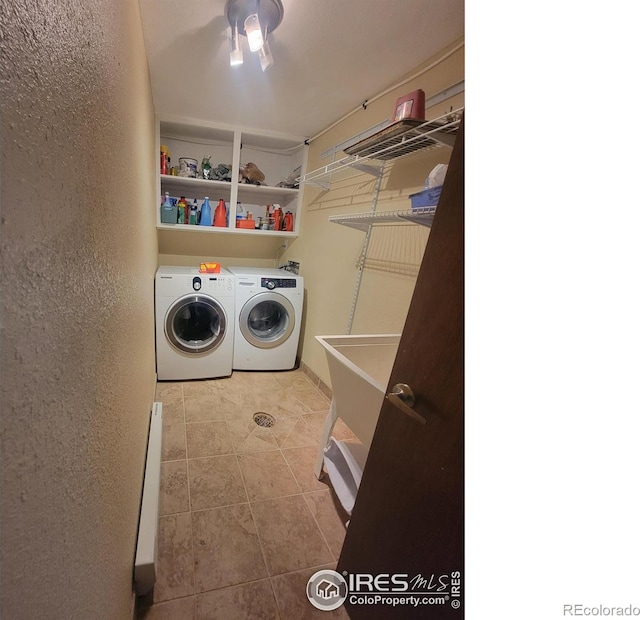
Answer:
[214, 199, 227, 227]
[160, 192, 177, 224]
[199, 196, 213, 226]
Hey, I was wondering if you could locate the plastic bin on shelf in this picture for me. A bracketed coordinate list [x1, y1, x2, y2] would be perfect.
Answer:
[409, 185, 442, 210]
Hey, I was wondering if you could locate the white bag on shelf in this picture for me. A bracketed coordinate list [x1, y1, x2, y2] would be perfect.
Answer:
[426, 163, 448, 189]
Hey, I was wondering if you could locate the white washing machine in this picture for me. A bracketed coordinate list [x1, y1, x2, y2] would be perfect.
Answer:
[155, 266, 235, 381]
[227, 267, 304, 371]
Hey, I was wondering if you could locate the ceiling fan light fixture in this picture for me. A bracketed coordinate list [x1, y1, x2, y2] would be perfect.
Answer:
[224, 0, 283, 68]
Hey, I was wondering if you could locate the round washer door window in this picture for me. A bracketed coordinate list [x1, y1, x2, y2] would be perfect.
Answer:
[239, 292, 295, 349]
[165, 294, 227, 354]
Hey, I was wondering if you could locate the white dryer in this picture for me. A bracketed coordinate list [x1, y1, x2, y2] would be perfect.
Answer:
[227, 267, 303, 371]
[155, 266, 235, 381]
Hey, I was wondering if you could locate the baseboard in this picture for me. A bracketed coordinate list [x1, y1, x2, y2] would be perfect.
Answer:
[300, 360, 333, 399]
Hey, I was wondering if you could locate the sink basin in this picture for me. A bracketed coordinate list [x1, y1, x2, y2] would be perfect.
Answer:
[315, 334, 400, 448]
[314, 334, 400, 512]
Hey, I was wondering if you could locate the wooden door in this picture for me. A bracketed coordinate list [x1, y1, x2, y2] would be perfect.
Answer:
[337, 117, 464, 619]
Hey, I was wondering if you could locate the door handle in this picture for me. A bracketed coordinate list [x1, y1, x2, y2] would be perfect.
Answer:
[386, 383, 426, 425]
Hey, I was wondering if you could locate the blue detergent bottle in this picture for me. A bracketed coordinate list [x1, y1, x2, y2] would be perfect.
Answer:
[199, 196, 213, 226]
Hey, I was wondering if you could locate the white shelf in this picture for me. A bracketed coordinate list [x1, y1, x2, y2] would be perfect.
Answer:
[160, 175, 299, 207]
[156, 222, 298, 238]
[299, 107, 463, 188]
[157, 118, 308, 245]
[236, 182, 299, 207]
[160, 175, 231, 198]
[329, 206, 437, 232]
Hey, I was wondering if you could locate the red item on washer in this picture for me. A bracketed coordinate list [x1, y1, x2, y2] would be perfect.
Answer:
[199, 262, 221, 273]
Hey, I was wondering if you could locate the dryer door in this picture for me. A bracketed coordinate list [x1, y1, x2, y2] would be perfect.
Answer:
[165, 294, 227, 354]
[239, 292, 295, 349]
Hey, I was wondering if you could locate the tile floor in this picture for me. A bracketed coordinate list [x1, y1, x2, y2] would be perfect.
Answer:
[137, 369, 358, 620]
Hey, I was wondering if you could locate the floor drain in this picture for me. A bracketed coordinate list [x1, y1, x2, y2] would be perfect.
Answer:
[253, 412, 276, 428]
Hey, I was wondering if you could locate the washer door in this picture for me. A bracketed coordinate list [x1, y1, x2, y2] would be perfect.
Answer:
[165, 294, 227, 354]
[239, 292, 295, 349]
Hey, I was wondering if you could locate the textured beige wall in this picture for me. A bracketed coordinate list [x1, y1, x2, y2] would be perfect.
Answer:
[0, 1, 157, 618]
[287, 40, 465, 387]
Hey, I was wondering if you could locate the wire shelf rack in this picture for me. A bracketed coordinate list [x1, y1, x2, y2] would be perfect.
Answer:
[298, 107, 463, 188]
[329, 206, 437, 232]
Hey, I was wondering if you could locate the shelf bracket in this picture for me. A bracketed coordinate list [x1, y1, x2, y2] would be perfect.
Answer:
[350, 162, 383, 177]
[306, 179, 331, 190]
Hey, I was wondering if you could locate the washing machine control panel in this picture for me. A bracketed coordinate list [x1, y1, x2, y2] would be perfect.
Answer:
[201, 276, 234, 292]
[261, 278, 297, 290]
[183, 275, 235, 292]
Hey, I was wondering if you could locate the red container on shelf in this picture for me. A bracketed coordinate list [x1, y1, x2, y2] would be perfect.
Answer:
[160, 145, 169, 175]
[392, 89, 425, 122]
[272, 207, 283, 231]
[236, 219, 256, 229]
[284, 211, 294, 231]
[214, 199, 227, 227]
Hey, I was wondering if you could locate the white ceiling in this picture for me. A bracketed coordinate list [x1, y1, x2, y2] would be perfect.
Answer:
[137, 0, 464, 139]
